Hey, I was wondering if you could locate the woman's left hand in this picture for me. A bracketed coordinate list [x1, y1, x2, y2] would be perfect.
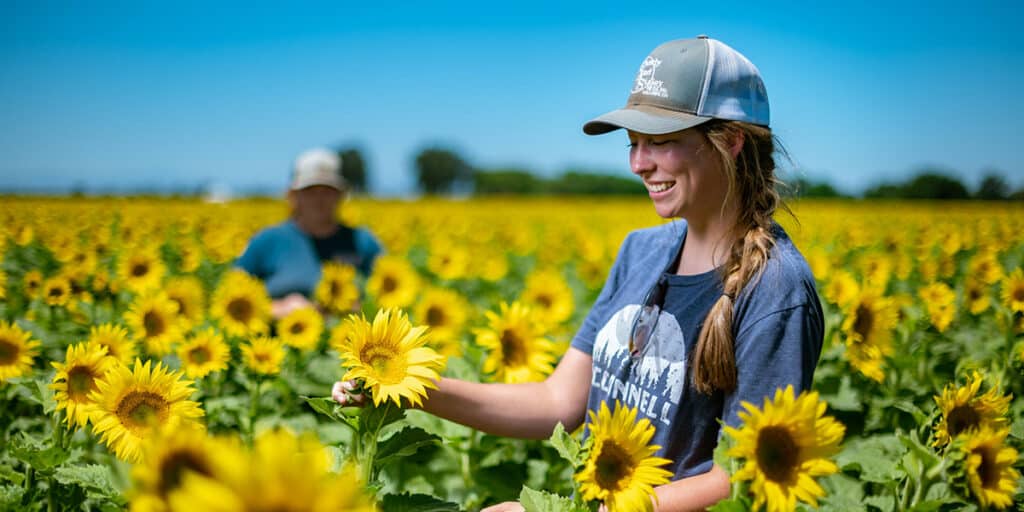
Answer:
[480, 502, 524, 512]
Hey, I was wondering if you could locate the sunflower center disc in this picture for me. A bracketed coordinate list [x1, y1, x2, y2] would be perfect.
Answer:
[290, 322, 305, 335]
[227, 298, 253, 323]
[426, 306, 446, 327]
[158, 451, 212, 497]
[535, 294, 552, 309]
[974, 446, 999, 488]
[117, 391, 170, 433]
[594, 441, 631, 491]
[500, 329, 527, 366]
[1014, 287, 1024, 303]
[381, 276, 398, 294]
[0, 339, 17, 365]
[853, 303, 874, 340]
[189, 347, 211, 364]
[67, 366, 97, 400]
[947, 404, 981, 437]
[143, 311, 166, 338]
[131, 263, 149, 277]
[755, 426, 799, 483]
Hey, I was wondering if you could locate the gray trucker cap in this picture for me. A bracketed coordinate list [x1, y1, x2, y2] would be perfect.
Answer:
[583, 36, 770, 135]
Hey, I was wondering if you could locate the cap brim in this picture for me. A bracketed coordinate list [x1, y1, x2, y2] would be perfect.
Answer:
[290, 179, 345, 191]
[582, 104, 713, 135]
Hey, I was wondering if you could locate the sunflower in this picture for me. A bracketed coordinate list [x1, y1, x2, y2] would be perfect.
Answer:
[520, 269, 575, 326]
[0, 270, 6, 300]
[124, 292, 186, 357]
[575, 401, 672, 512]
[964, 278, 991, 316]
[89, 359, 205, 462]
[210, 270, 271, 338]
[968, 251, 1004, 286]
[1000, 268, 1024, 314]
[474, 301, 556, 384]
[87, 323, 137, 367]
[176, 328, 230, 379]
[918, 282, 956, 332]
[42, 275, 72, 307]
[164, 275, 206, 330]
[413, 287, 470, 358]
[932, 372, 1010, 447]
[50, 342, 116, 429]
[840, 288, 897, 382]
[176, 239, 203, 274]
[427, 243, 470, 281]
[822, 270, 859, 308]
[366, 255, 420, 309]
[118, 246, 168, 294]
[23, 269, 43, 299]
[165, 429, 374, 512]
[129, 425, 244, 512]
[0, 321, 41, 382]
[957, 427, 1020, 510]
[276, 306, 324, 351]
[240, 336, 285, 376]
[473, 249, 509, 282]
[723, 385, 846, 512]
[337, 308, 445, 407]
[314, 262, 359, 314]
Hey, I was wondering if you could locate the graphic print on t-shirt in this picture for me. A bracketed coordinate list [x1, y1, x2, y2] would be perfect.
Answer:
[590, 304, 686, 425]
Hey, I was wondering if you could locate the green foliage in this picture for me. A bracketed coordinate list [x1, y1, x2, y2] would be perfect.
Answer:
[864, 169, 970, 199]
[519, 486, 590, 512]
[414, 147, 473, 195]
[339, 147, 368, 193]
[379, 492, 463, 511]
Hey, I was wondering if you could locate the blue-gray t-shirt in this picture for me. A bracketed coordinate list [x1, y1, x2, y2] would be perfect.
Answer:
[571, 220, 823, 479]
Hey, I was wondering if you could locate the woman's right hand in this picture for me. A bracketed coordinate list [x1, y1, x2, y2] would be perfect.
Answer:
[330, 380, 366, 406]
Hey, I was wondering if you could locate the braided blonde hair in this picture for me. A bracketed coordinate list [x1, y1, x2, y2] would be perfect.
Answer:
[691, 120, 787, 394]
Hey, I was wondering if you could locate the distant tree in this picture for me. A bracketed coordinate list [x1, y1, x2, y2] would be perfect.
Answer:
[548, 171, 645, 195]
[338, 148, 367, 193]
[788, 178, 844, 199]
[904, 172, 969, 200]
[474, 168, 541, 194]
[975, 172, 1009, 200]
[863, 183, 905, 199]
[414, 147, 473, 195]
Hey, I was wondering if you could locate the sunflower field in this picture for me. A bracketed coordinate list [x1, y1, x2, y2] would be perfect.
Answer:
[0, 196, 1023, 511]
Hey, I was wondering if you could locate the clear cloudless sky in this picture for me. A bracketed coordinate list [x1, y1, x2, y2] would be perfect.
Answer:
[1, 1, 1022, 196]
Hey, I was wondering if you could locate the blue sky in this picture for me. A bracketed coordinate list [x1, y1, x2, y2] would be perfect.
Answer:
[1, 2, 1022, 196]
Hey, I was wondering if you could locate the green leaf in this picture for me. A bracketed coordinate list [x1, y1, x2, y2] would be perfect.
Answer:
[519, 486, 584, 512]
[836, 435, 906, 483]
[0, 484, 27, 512]
[375, 427, 440, 468]
[20, 378, 57, 415]
[819, 473, 866, 512]
[548, 423, 581, 467]
[9, 432, 70, 473]
[303, 396, 341, 419]
[707, 497, 749, 512]
[361, 401, 406, 433]
[863, 495, 895, 512]
[378, 492, 462, 512]
[822, 375, 862, 412]
[53, 464, 120, 501]
[0, 465, 24, 486]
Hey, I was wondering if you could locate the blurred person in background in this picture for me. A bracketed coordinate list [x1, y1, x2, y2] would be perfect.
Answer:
[236, 148, 381, 318]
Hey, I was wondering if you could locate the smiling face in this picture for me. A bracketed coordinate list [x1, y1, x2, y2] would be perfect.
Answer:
[628, 128, 735, 222]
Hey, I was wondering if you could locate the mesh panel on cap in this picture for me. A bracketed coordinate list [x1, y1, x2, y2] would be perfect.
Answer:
[697, 40, 770, 126]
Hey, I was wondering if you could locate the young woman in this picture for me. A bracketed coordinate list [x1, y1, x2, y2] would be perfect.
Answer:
[334, 36, 823, 511]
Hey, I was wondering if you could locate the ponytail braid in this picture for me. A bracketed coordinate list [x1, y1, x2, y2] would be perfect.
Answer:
[690, 121, 787, 395]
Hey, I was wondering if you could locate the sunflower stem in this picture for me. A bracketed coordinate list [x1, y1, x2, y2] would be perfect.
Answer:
[247, 375, 262, 445]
